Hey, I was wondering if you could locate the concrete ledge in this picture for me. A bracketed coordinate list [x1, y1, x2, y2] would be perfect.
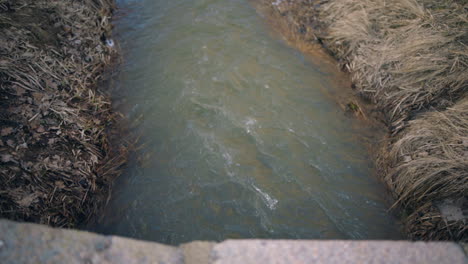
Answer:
[0, 220, 465, 264]
[0, 220, 181, 264]
[212, 240, 466, 264]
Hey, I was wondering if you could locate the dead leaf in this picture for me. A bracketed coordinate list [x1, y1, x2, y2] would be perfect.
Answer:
[403, 156, 412, 162]
[1, 154, 12, 163]
[55, 181, 65, 188]
[6, 139, 14, 147]
[418, 152, 429, 158]
[22, 52, 34, 58]
[1, 127, 13, 136]
[16, 193, 38, 207]
[45, 79, 58, 89]
[14, 86, 26, 96]
[32, 92, 44, 103]
[90, 155, 98, 163]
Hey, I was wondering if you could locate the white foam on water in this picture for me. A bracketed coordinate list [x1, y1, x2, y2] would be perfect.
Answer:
[252, 184, 278, 210]
[222, 152, 233, 165]
[245, 117, 257, 134]
[272, 0, 283, 6]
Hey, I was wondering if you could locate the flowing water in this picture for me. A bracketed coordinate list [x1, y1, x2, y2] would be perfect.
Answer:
[94, 0, 403, 244]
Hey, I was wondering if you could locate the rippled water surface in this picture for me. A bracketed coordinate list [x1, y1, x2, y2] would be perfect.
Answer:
[93, 0, 402, 244]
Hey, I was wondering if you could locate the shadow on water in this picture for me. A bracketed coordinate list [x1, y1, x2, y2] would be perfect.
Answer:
[90, 0, 403, 244]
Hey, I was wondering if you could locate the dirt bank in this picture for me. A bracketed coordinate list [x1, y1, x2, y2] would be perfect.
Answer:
[0, 0, 126, 227]
[257, 0, 467, 240]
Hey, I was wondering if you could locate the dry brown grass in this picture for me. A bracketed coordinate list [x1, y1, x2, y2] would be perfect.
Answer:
[318, 0, 468, 241]
[0, 0, 127, 227]
[387, 99, 467, 208]
[257, 0, 467, 240]
[319, 0, 468, 132]
[385, 98, 467, 240]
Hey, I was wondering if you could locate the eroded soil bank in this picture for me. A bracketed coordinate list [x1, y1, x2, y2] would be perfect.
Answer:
[0, 0, 125, 227]
[255, 0, 467, 240]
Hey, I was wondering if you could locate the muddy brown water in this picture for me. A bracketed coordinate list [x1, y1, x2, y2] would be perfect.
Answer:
[92, 0, 403, 244]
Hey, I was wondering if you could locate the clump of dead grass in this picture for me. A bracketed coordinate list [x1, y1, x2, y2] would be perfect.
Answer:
[385, 98, 467, 240]
[317, 0, 468, 241]
[259, 0, 467, 240]
[318, 0, 467, 131]
[0, 0, 127, 227]
[318, 0, 468, 240]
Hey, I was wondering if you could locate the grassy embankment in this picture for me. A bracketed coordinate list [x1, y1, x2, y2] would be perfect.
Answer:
[264, 0, 467, 240]
[0, 0, 126, 227]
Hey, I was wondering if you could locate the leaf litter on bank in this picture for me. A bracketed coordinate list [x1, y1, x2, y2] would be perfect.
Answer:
[0, 0, 128, 228]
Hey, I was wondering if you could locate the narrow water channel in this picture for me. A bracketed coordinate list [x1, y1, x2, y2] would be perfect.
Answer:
[93, 0, 402, 244]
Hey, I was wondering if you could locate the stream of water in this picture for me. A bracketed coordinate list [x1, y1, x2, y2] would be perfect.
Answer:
[93, 0, 403, 244]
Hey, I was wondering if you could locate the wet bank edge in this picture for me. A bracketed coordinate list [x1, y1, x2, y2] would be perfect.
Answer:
[0, 220, 466, 264]
[252, 0, 467, 241]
